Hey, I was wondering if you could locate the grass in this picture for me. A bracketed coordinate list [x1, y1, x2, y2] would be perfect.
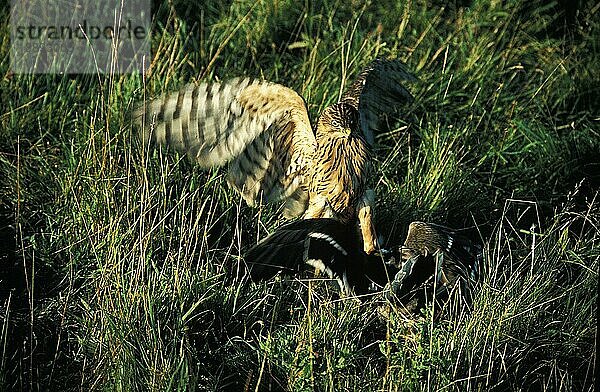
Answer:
[0, 0, 598, 390]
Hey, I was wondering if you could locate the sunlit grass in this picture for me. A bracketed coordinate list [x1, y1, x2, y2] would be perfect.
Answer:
[0, 0, 598, 390]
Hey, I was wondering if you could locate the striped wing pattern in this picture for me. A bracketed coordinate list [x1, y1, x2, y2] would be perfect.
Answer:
[133, 58, 416, 254]
[342, 58, 418, 145]
[133, 78, 315, 217]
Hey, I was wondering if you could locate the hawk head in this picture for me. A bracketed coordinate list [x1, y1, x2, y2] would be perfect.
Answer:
[316, 102, 360, 137]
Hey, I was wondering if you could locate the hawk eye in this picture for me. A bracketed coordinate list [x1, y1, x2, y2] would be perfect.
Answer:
[330, 119, 341, 128]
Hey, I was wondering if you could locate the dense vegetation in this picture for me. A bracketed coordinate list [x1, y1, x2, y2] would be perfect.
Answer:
[0, 0, 597, 390]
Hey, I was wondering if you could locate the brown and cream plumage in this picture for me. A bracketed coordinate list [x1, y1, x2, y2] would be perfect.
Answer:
[383, 221, 482, 313]
[399, 221, 481, 285]
[133, 59, 416, 254]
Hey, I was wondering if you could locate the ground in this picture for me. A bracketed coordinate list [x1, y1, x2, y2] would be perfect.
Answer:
[0, 1, 598, 390]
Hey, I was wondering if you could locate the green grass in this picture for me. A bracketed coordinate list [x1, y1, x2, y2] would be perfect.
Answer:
[0, 0, 598, 390]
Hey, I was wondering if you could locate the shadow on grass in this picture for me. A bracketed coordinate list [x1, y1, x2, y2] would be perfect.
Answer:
[0, 210, 83, 390]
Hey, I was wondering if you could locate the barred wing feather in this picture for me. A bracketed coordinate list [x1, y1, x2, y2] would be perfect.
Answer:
[133, 78, 316, 217]
[342, 59, 418, 145]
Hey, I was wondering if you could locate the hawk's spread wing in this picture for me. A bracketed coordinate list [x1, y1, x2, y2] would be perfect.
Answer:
[342, 59, 418, 145]
[133, 78, 315, 217]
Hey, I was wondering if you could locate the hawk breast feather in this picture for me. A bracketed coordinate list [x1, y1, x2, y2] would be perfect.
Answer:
[132, 59, 416, 220]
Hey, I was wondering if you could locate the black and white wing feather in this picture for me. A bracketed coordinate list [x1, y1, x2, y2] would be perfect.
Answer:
[244, 218, 394, 296]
